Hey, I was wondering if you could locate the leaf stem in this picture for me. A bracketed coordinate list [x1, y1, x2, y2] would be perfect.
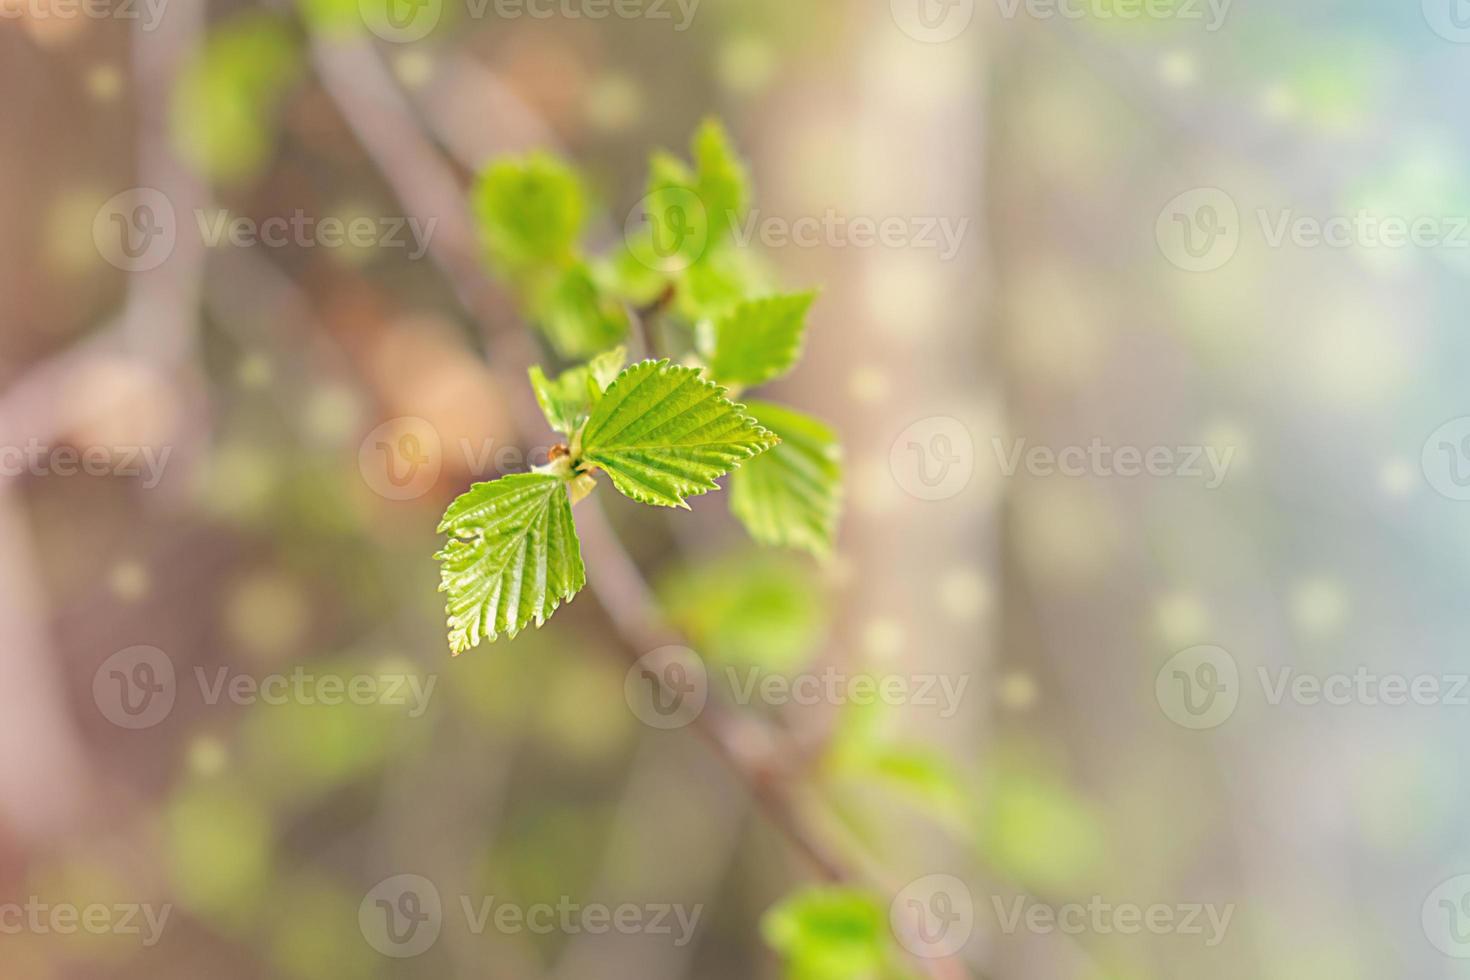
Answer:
[308, 32, 970, 980]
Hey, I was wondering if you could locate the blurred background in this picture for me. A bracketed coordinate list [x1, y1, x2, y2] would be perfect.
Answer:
[3, 0, 1468, 977]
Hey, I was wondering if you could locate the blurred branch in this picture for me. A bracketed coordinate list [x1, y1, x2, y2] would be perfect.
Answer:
[0, 0, 215, 841]
[310, 37, 502, 352]
[307, 30, 968, 979]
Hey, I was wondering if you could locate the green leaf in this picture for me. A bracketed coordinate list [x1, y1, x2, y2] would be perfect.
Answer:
[828, 740, 971, 828]
[659, 551, 828, 672]
[529, 346, 628, 437]
[604, 235, 672, 306]
[976, 761, 1105, 893]
[171, 14, 301, 185]
[530, 261, 630, 358]
[578, 360, 778, 509]
[676, 246, 772, 321]
[701, 293, 816, 389]
[436, 473, 586, 653]
[632, 152, 712, 274]
[473, 154, 585, 270]
[730, 400, 841, 557]
[762, 888, 890, 980]
[692, 118, 749, 241]
[620, 120, 748, 281]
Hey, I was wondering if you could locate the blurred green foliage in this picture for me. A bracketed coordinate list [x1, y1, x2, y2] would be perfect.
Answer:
[761, 887, 910, 980]
[172, 13, 302, 184]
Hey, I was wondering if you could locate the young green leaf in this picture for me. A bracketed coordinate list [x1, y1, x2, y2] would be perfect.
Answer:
[528, 346, 628, 437]
[473, 154, 585, 270]
[691, 117, 749, 241]
[578, 360, 778, 509]
[676, 246, 772, 321]
[530, 261, 630, 358]
[172, 14, 302, 185]
[700, 293, 816, 389]
[761, 888, 891, 980]
[635, 152, 712, 273]
[437, 473, 586, 654]
[729, 400, 841, 557]
[659, 551, 828, 672]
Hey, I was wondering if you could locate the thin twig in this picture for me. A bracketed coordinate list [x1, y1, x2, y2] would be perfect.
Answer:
[307, 31, 966, 979]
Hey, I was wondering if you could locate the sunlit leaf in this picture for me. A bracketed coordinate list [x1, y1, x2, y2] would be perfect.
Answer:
[977, 763, 1105, 893]
[762, 888, 891, 980]
[578, 360, 778, 508]
[437, 473, 586, 653]
[692, 117, 750, 241]
[701, 293, 816, 388]
[730, 400, 841, 556]
[659, 550, 828, 672]
[530, 261, 630, 358]
[474, 154, 586, 270]
[529, 346, 628, 437]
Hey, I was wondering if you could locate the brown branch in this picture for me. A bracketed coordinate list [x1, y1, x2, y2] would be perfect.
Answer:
[308, 31, 968, 979]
